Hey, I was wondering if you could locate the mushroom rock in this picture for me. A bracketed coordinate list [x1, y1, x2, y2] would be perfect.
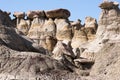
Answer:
[26, 11, 45, 38]
[45, 8, 70, 19]
[97, 1, 120, 39]
[27, 13, 57, 52]
[27, 16, 57, 52]
[55, 18, 72, 41]
[27, 11, 46, 40]
[13, 12, 29, 35]
[84, 16, 98, 41]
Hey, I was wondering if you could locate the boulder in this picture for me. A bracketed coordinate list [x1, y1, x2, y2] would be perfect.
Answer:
[45, 8, 70, 18]
[27, 18, 57, 51]
[26, 10, 45, 19]
[97, 1, 120, 39]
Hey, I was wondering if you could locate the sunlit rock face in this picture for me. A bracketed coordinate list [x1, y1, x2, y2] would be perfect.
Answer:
[11, 8, 99, 61]
[0, 1, 120, 79]
[13, 12, 28, 35]
[84, 16, 98, 41]
[71, 29, 88, 49]
[97, 1, 120, 39]
[26, 10, 56, 51]
[71, 17, 97, 51]
[80, 1, 119, 56]
[55, 18, 72, 41]
[26, 10, 46, 39]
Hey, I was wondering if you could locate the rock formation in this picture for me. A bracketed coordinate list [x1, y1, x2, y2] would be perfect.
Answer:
[14, 12, 29, 35]
[0, 1, 119, 80]
[84, 16, 98, 41]
[90, 1, 120, 80]
[45, 8, 70, 19]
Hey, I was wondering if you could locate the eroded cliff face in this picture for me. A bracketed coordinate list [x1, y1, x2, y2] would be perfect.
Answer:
[0, 8, 97, 80]
[0, 1, 119, 80]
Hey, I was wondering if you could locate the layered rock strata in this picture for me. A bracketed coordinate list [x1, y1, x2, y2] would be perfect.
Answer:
[11, 8, 99, 62]
[0, 1, 119, 79]
[90, 1, 120, 80]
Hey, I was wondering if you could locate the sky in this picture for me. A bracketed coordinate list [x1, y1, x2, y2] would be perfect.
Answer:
[0, 0, 120, 23]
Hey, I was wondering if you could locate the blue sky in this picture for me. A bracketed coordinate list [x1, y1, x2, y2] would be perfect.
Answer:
[0, 0, 119, 23]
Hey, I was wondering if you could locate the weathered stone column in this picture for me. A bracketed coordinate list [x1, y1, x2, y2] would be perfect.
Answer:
[13, 12, 29, 35]
[45, 8, 72, 41]
[84, 16, 98, 41]
[71, 19, 86, 49]
[27, 10, 57, 51]
[97, 1, 120, 39]
[27, 10, 45, 41]
[13, 12, 25, 27]
[49, 9, 75, 59]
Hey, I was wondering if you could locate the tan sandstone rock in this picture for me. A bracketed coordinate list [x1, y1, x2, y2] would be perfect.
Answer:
[27, 10, 46, 39]
[71, 19, 82, 35]
[13, 12, 29, 35]
[52, 41, 75, 60]
[27, 11, 57, 51]
[55, 18, 72, 41]
[71, 29, 88, 49]
[84, 16, 97, 41]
